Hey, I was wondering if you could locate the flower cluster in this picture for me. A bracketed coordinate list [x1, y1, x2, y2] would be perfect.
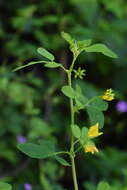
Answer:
[84, 123, 103, 154]
[101, 88, 115, 101]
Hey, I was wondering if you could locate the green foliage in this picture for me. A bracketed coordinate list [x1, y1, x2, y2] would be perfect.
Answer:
[44, 62, 62, 68]
[80, 127, 89, 145]
[61, 85, 75, 98]
[61, 32, 117, 60]
[87, 107, 104, 129]
[13, 61, 45, 71]
[85, 44, 118, 58]
[71, 124, 81, 139]
[55, 156, 71, 166]
[86, 97, 108, 128]
[18, 140, 56, 159]
[37, 47, 55, 61]
[97, 181, 111, 190]
[61, 32, 93, 57]
[0, 182, 12, 190]
[0, 0, 126, 189]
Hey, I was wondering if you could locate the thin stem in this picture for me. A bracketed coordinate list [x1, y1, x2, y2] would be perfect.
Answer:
[67, 57, 79, 190]
[68, 73, 74, 148]
[71, 155, 79, 190]
[75, 146, 82, 154]
[73, 139, 80, 147]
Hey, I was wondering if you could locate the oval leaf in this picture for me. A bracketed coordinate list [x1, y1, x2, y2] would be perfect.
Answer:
[88, 97, 108, 111]
[71, 124, 81, 139]
[97, 181, 111, 190]
[85, 44, 118, 58]
[61, 32, 74, 45]
[61, 85, 75, 98]
[37, 47, 55, 61]
[18, 141, 56, 159]
[44, 62, 61, 68]
[0, 182, 12, 190]
[87, 107, 104, 128]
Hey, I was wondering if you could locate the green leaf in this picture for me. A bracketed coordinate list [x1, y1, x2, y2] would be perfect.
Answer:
[85, 44, 118, 58]
[18, 140, 57, 159]
[97, 181, 111, 190]
[71, 124, 81, 139]
[88, 97, 108, 111]
[61, 85, 75, 98]
[0, 182, 12, 190]
[77, 39, 92, 53]
[80, 127, 88, 145]
[55, 156, 71, 166]
[87, 107, 104, 128]
[85, 97, 108, 128]
[75, 84, 88, 110]
[13, 61, 45, 71]
[44, 62, 61, 68]
[61, 32, 79, 57]
[61, 32, 74, 45]
[37, 47, 55, 61]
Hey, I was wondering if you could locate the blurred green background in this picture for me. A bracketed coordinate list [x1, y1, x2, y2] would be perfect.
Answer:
[0, 0, 127, 189]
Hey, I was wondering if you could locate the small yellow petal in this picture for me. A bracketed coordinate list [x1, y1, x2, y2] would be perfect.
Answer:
[101, 89, 115, 101]
[84, 144, 99, 154]
[88, 123, 103, 138]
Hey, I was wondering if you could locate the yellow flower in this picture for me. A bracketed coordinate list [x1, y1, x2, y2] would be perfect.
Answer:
[101, 88, 115, 101]
[84, 144, 99, 154]
[88, 123, 103, 138]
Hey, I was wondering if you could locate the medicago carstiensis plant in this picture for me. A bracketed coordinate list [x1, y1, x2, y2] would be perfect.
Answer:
[13, 32, 118, 190]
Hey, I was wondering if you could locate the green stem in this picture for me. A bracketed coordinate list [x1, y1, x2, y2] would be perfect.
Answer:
[68, 57, 79, 190]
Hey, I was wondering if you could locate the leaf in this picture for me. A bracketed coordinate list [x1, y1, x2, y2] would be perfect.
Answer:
[61, 85, 75, 98]
[88, 97, 108, 111]
[61, 32, 79, 57]
[61, 32, 74, 45]
[85, 43, 118, 58]
[80, 127, 89, 145]
[37, 47, 55, 61]
[71, 124, 81, 139]
[13, 61, 45, 72]
[44, 62, 61, 68]
[97, 181, 111, 190]
[77, 39, 92, 53]
[0, 182, 12, 190]
[85, 97, 108, 128]
[75, 84, 88, 110]
[18, 140, 57, 159]
[55, 156, 71, 166]
[87, 107, 104, 128]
